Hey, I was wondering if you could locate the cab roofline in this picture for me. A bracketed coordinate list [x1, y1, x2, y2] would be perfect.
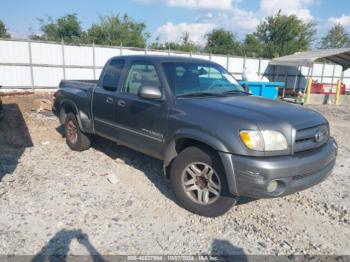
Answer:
[109, 55, 213, 64]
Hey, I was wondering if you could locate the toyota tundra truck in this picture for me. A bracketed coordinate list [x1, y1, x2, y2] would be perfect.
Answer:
[52, 55, 338, 217]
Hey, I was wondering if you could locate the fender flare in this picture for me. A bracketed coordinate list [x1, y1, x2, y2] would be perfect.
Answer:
[163, 129, 229, 168]
[59, 99, 91, 133]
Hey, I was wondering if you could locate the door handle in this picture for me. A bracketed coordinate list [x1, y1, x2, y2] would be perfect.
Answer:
[117, 99, 126, 107]
[106, 97, 114, 104]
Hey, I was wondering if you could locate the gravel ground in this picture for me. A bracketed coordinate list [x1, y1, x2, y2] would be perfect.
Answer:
[0, 94, 349, 257]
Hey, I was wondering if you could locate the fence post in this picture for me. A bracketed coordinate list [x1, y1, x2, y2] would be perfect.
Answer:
[331, 64, 336, 84]
[120, 43, 123, 56]
[258, 58, 261, 77]
[293, 66, 299, 91]
[27, 40, 34, 91]
[321, 62, 325, 83]
[310, 63, 314, 80]
[274, 66, 279, 82]
[61, 39, 66, 80]
[284, 72, 288, 97]
[226, 54, 229, 70]
[92, 42, 96, 80]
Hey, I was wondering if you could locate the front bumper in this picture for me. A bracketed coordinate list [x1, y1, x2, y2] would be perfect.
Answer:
[220, 138, 338, 198]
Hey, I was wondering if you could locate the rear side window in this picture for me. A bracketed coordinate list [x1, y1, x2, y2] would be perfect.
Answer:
[123, 62, 161, 95]
[102, 59, 125, 90]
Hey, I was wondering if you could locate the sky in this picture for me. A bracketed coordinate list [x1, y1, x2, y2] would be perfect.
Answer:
[1, 0, 350, 46]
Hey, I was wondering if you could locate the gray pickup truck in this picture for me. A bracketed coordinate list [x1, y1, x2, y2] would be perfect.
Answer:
[53, 55, 338, 217]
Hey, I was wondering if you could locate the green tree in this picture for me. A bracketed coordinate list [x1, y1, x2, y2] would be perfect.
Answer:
[205, 29, 241, 55]
[320, 24, 350, 49]
[149, 32, 199, 52]
[149, 37, 163, 50]
[242, 34, 262, 58]
[31, 14, 83, 43]
[179, 32, 198, 52]
[255, 11, 316, 58]
[86, 14, 149, 47]
[0, 20, 11, 38]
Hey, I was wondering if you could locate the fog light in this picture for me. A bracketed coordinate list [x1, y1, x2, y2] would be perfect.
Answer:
[267, 180, 278, 193]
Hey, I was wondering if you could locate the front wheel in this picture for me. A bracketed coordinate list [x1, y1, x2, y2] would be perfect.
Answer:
[170, 146, 236, 217]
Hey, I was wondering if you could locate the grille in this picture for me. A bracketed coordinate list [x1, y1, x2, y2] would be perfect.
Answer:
[294, 124, 329, 153]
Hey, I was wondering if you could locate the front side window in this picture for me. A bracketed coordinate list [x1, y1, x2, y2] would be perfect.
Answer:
[102, 59, 125, 90]
[163, 62, 245, 97]
[123, 62, 161, 95]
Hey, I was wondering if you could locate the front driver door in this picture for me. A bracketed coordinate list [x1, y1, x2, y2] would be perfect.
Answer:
[114, 61, 167, 159]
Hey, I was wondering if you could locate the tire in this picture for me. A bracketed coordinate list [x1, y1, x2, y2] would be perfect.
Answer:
[64, 112, 91, 151]
[170, 146, 236, 217]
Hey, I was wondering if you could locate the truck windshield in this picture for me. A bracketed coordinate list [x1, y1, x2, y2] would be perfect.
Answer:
[162, 62, 246, 97]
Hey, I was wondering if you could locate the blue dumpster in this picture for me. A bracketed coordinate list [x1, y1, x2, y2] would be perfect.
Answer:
[239, 81, 285, 100]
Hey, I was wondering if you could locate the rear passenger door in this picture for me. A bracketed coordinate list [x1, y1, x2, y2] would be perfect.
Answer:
[93, 59, 125, 140]
[114, 61, 167, 159]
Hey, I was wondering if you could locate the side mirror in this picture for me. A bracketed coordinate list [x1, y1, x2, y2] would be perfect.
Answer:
[139, 86, 162, 100]
[242, 84, 250, 93]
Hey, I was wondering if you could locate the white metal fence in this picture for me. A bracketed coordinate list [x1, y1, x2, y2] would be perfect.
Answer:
[1, 38, 349, 90]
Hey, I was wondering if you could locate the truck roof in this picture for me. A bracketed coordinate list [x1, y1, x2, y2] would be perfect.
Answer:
[110, 55, 213, 63]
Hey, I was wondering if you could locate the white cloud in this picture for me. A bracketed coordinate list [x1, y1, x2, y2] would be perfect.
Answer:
[258, 0, 315, 21]
[150, 0, 319, 44]
[152, 7, 259, 45]
[328, 15, 350, 28]
[217, 6, 260, 33]
[133, 0, 233, 10]
[165, 0, 232, 10]
[153, 22, 215, 45]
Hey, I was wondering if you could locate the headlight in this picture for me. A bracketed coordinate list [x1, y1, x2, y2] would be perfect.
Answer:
[240, 130, 288, 151]
[239, 130, 264, 151]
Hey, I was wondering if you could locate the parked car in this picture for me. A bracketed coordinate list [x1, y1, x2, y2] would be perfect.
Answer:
[53, 55, 338, 217]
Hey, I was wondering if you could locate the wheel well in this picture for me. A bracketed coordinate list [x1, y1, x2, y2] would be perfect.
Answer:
[175, 138, 216, 154]
[165, 138, 220, 177]
[59, 103, 77, 124]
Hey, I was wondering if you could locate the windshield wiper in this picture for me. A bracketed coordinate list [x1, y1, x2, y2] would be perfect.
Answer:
[221, 90, 250, 95]
[176, 92, 225, 98]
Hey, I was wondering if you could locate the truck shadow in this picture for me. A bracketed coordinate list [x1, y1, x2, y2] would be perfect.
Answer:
[92, 136, 177, 203]
[211, 239, 247, 260]
[55, 127, 257, 208]
[32, 229, 105, 262]
[91, 136, 257, 207]
[0, 103, 33, 181]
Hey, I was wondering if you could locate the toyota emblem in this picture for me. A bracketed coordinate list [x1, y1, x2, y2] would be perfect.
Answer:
[314, 129, 324, 142]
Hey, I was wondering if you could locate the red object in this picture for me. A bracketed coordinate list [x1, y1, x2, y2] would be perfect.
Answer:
[311, 82, 346, 95]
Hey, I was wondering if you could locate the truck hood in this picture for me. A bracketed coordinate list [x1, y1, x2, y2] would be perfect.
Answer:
[178, 95, 326, 130]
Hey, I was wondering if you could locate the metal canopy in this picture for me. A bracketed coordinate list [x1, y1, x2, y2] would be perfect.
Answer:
[270, 48, 350, 69]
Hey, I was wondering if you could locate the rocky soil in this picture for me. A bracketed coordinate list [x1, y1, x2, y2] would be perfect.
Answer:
[0, 94, 349, 257]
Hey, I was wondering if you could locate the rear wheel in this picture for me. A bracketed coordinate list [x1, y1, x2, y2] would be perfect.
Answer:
[64, 113, 91, 151]
[170, 146, 236, 217]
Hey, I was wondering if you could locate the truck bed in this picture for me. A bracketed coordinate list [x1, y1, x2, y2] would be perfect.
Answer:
[56, 80, 98, 132]
[59, 80, 98, 91]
